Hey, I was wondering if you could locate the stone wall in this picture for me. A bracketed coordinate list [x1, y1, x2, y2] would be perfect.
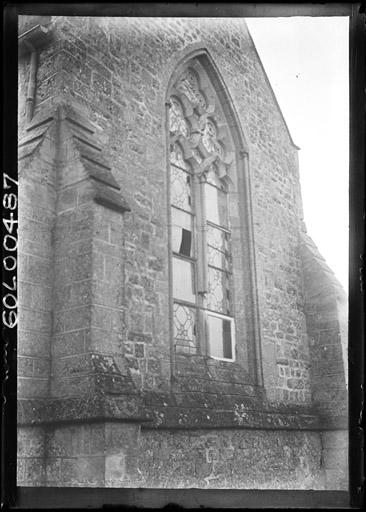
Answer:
[17, 424, 348, 490]
[17, 15, 348, 490]
[18, 15, 315, 404]
[17, 422, 141, 487]
[138, 428, 325, 489]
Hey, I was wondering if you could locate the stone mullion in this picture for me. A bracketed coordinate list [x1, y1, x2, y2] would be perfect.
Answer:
[195, 173, 209, 356]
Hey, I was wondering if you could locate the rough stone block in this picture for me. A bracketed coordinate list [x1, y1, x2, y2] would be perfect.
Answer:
[105, 453, 126, 485]
[18, 331, 50, 357]
[18, 427, 45, 458]
[53, 330, 86, 358]
[50, 374, 95, 398]
[17, 377, 49, 398]
[24, 457, 46, 486]
[321, 430, 348, 449]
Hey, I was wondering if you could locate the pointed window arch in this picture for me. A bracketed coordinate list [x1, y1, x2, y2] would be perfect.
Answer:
[167, 54, 262, 377]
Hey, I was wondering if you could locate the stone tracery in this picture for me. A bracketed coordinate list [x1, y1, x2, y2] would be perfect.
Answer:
[168, 63, 233, 184]
[202, 119, 223, 158]
[176, 68, 207, 109]
[169, 97, 189, 137]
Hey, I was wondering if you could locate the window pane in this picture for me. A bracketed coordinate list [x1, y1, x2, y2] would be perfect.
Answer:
[173, 302, 196, 345]
[208, 246, 226, 269]
[171, 165, 192, 211]
[207, 267, 230, 314]
[172, 257, 195, 303]
[205, 183, 228, 226]
[172, 208, 193, 257]
[207, 225, 230, 270]
[208, 315, 233, 359]
[207, 224, 226, 251]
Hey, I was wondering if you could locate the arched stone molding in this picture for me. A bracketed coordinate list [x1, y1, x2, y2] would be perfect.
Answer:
[166, 50, 263, 388]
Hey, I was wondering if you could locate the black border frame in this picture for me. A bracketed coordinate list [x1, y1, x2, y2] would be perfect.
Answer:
[2, 2, 364, 509]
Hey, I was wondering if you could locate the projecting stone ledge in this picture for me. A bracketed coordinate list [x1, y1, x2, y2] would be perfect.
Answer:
[17, 394, 148, 426]
[18, 395, 324, 431]
[18, 380, 347, 431]
[141, 389, 326, 430]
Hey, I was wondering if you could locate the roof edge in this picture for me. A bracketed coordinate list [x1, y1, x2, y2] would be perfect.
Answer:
[245, 19, 300, 151]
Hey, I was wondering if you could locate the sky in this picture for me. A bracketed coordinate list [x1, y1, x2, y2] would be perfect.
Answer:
[246, 17, 349, 292]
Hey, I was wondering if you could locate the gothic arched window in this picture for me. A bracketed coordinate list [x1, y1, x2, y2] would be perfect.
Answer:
[168, 62, 239, 361]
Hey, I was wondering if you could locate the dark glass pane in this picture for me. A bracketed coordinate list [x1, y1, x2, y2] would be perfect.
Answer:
[222, 319, 233, 359]
[180, 228, 192, 257]
[172, 208, 193, 257]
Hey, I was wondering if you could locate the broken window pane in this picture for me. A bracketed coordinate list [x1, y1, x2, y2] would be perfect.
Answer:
[172, 257, 195, 303]
[172, 208, 193, 257]
[207, 314, 233, 359]
[205, 182, 228, 227]
[171, 165, 192, 211]
[180, 229, 192, 257]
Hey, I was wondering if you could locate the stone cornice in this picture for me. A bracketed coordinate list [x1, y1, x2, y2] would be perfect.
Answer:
[17, 395, 148, 427]
[17, 392, 347, 431]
